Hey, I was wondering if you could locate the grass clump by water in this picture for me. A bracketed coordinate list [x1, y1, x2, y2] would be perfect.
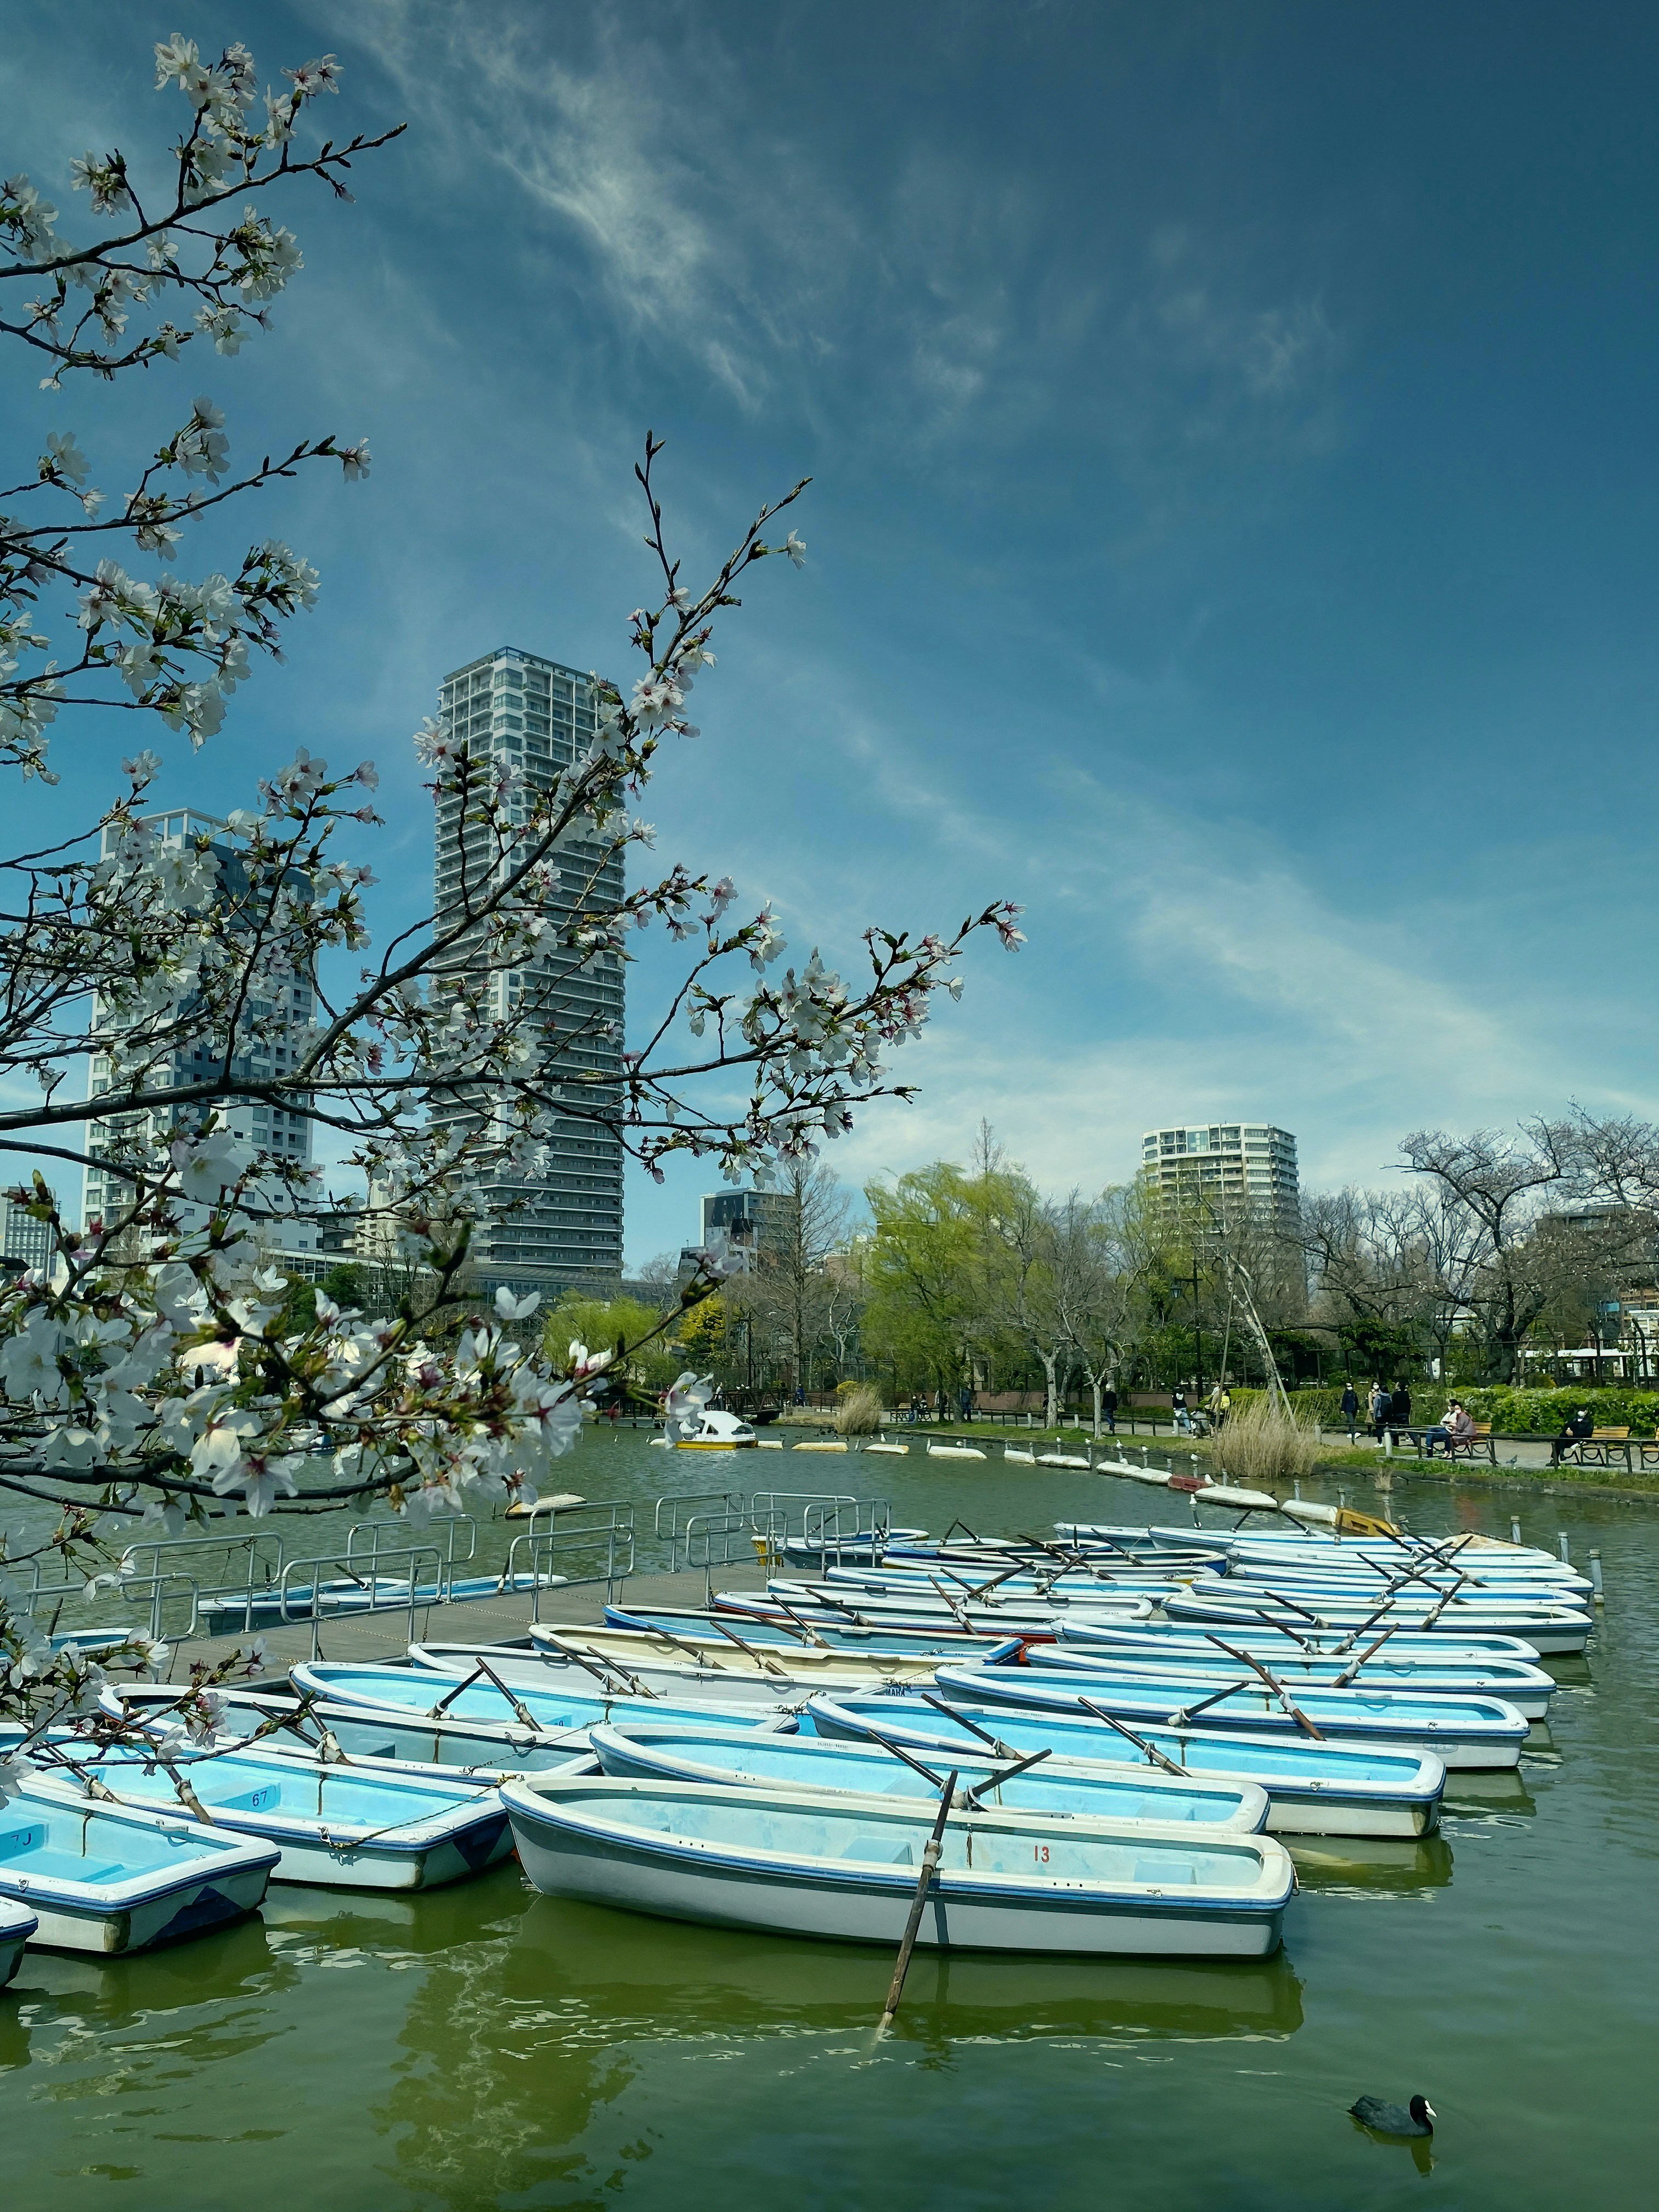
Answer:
[1209, 1396, 1323, 1486]
[834, 1383, 885, 1436]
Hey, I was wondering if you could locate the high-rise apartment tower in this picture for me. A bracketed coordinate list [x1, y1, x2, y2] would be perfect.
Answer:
[82, 809, 319, 1254]
[431, 646, 624, 1293]
[1140, 1121, 1300, 1220]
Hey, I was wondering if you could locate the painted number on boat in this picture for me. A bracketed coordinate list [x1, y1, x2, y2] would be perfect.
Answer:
[1034, 1844, 1050, 1863]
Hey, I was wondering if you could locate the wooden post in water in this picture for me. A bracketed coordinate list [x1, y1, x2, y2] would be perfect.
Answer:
[877, 1773, 958, 2036]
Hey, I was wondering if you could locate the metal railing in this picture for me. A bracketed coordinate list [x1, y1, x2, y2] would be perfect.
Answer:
[270, 1541, 447, 1660]
[345, 1514, 478, 1572]
[500, 1498, 635, 1613]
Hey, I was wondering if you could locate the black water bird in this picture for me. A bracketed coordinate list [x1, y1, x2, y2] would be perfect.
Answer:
[1350, 2094, 1435, 2137]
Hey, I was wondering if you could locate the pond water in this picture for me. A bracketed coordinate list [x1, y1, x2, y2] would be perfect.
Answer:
[3, 1438, 1657, 2210]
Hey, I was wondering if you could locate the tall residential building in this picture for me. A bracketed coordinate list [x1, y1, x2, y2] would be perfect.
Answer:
[431, 646, 624, 1294]
[1, 1185, 59, 1276]
[82, 808, 320, 1257]
[680, 1188, 796, 1278]
[1140, 1121, 1300, 1220]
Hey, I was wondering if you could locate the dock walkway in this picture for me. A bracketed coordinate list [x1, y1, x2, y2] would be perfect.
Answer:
[162, 1561, 772, 1687]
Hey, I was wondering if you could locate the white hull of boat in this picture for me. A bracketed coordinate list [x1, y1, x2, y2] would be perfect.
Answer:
[504, 1778, 1292, 1959]
[4, 1863, 273, 1955]
[0, 1899, 36, 1984]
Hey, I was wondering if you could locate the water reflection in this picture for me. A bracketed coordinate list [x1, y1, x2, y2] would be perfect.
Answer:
[371, 1890, 1307, 2207]
[1287, 1834, 1454, 1894]
[1442, 1769, 1537, 1816]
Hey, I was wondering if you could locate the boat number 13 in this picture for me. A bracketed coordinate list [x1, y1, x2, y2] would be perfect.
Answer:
[1033, 1843, 1050, 1863]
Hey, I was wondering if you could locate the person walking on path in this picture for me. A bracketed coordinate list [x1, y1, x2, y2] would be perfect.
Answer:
[1368, 1381, 1390, 1441]
[1390, 1382, 1413, 1433]
[1340, 1382, 1359, 1439]
[1171, 1385, 1192, 1435]
[1101, 1384, 1118, 1434]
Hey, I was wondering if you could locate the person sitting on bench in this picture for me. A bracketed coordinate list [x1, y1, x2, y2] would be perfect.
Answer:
[1558, 1406, 1594, 1461]
[1422, 1400, 1475, 1457]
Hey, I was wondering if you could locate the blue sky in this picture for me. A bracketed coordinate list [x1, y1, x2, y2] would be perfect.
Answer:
[8, 2, 1659, 1265]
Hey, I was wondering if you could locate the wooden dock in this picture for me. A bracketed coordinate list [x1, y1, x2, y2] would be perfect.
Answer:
[161, 1561, 774, 1686]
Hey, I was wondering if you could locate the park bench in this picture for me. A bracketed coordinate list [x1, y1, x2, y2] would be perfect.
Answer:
[1389, 1422, 1497, 1463]
[1638, 1435, 1659, 1471]
[1550, 1426, 1631, 1470]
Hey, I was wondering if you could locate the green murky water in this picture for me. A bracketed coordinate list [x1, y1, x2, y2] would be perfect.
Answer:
[4, 1437, 1657, 2209]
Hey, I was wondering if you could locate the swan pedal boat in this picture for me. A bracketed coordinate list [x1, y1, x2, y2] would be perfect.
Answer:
[806, 1694, 1445, 1838]
[586, 1719, 1270, 1832]
[0, 1777, 277, 1953]
[501, 1773, 1296, 1958]
[932, 1662, 1529, 1769]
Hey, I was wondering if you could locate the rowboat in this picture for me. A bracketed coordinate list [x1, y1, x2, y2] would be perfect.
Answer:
[511, 1624, 944, 1689]
[0, 1780, 278, 1953]
[603, 1604, 1019, 1664]
[587, 1719, 1271, 1831]
[292, 1659, 778, 1740]
[931, 1662, 1530, 1769]
[0, 1896, 37, 1985]
[501, 1773, 1296, 1957]
[1026, 1640, 1558, 1719]
[102, 1682, 588, 1783]
[717, 1590, 1069, 1642]
[1055, 1620, 1553, 1665]
[1222, 1558, 1595, 1603]
[806, 1695, 1446, 1837]
[22, 1739, 516, 1892]
[1162, 1587, 1594, 1655]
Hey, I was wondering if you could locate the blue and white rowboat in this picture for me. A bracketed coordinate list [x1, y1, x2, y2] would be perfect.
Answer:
[1058, 1620, 1551, 1664]
[290, 1660, 780, 1739]
[105, 1682, 591, 1782]
[1029, 1639, 1558, 1718]
[0, 1895, 38, 1985]
[1163, 1588, 1593, 1655]
[22, 1738, 517, 1891]
[0, 1781, 277, 1953]
[502, 1773, 1296, 1958]
[931, 1662, 1530, 1769]
[806, 1694, 1445, 1838]
[588, 1720, 1270, 1831]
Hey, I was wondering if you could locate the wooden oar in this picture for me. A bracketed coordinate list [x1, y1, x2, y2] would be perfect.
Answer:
[1204, 1637, 1327, 1740]
[1073, 1695, 1188, 1773]
[917, 1690, 1018, 1759]
[536, 1630, 661, 1700]
[960, 1746, 1052, 1808]
[877, 1775, 958, 2036]
[861, 1726, 952, 1792]
[704, 1618, 794, 1678]
[1333, 1622, 1403, 1686]
[1165, 1677, 1256, 1725]
[759, 1598, 831, 1648]
[472, 1656, 541, 1731]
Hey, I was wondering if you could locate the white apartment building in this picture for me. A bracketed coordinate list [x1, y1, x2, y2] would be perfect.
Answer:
[82, 808, 320, 1258]
[1140, 1121, 1300, 1220]
[680, 1188, 796, 1278]
[430, 646, 624, 1293]
[1, 1186, 59, 1275]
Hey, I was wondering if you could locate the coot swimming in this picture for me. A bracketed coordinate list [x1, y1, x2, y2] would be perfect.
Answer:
[1350, 2094, 1435, 2137]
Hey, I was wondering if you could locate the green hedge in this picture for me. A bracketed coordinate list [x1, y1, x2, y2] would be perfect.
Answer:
[1232, 1383, 1659, 1436]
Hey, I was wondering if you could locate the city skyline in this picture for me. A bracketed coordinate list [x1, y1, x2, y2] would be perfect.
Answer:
[12, 3, 1657, 1273]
